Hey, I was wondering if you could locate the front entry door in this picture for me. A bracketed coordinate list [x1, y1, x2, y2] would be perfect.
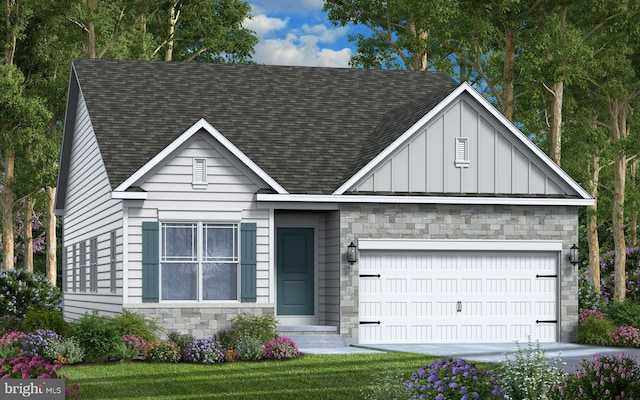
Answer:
[277, 228, 314, 316]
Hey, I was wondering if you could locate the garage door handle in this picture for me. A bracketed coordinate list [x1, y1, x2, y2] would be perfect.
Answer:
[536, 274, 557, 278]
[535, 320, 558, 324]
[359, 274, 381, 278]
[457, 301, 462, 312]
[360, 321, 381, 325]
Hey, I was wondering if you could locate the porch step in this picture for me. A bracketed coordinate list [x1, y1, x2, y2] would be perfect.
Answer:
[276, 325, 345, 349]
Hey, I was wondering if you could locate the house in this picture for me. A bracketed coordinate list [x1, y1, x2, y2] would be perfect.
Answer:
[55, 58, 593, 345]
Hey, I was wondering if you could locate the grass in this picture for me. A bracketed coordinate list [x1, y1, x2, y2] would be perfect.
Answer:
[62, 352, 472, 399]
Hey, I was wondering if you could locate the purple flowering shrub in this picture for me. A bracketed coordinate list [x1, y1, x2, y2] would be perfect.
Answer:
[22, 330, 63, 360]
[404, 358, 505, 400]
[262, 337, 300, 360]
[611, 326, 640, 348]
[183, 338, 225, 364]
[579, 269, 608, 312]
[0, 269, 62, 318]
[115, 334, 147, 361]
[548, 353, 640, 399]
[144, 340, 181, 363]
[600, 248, 640, 303]
[579, 309, 606, 324]
[0, 355, 80, 399]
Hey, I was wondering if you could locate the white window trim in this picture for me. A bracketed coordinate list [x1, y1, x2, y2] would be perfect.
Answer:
[192, 158, 208, 189]
[455, 137, 470, 168]
[159, 221, 240, 303]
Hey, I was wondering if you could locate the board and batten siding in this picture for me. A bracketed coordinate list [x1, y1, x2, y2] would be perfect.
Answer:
[62, 92, 124, 319]
[321, 211, 340, 326]
[124, 132, 271, 305]
[353, 93, 572, 195]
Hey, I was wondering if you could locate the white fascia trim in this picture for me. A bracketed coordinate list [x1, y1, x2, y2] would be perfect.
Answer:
[334, 82, 593, 201]
[112, 192, 148, 200]
[113, 118, 288, 194]
[158, 210, 241, 221]
[359, 239, 564, 252]
[256, 193, 594, 206]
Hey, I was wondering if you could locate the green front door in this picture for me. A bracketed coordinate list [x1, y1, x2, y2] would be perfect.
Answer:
[277, 228, 314, 316]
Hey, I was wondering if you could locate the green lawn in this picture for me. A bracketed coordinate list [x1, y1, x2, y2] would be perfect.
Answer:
[63, 353, 449, 399]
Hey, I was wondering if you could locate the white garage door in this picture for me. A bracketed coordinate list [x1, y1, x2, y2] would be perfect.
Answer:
[359, 250, 558, 344]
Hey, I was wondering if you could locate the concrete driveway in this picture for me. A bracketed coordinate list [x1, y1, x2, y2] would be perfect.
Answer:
[301, 342, 640, 373]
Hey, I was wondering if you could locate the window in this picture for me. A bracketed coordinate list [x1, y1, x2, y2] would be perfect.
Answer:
[63, 247, 68, 292]
[161, 222, 239, 301]
[72, 244, 77, 292]
[192, 158, 208, 189]
[80, 242, 87, 292]
[455, 137, 470, 168]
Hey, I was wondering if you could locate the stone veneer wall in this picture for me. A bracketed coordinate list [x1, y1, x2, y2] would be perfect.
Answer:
[339, 203, 579, 344]
[126, 304, 275, 339]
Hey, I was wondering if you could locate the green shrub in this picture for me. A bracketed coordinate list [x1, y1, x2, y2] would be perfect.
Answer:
[362, 367, 412, 400]
[0, 269, 62, 318]
[69, 311, 119, 362]
[167, 332, 194, 359]
[578, 268, 608, 312]
[235, 335, 263, 361]
[576, 317, 615, 345]
[56, 337, 85, 365]
[214, 328, 240, 350]
[231, 313, 278, 345]
[0, 316, 21, 336]
[606, 301, 640, 329]
[144, 341, 181, 363]
[21, 308, 68, 335]
[111, 310, 161, 342]
[497, 339, 566, 400]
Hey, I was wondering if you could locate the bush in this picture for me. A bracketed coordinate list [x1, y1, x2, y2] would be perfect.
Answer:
[167, 332, 195, 359]
[607, 301, 640, 329]
[235, 335, 263, 361]
[579, 268, 608, 312]
[0, 315, 21, 336]
[548, 353, 640, 399]
[214, 328, 240, 350]
[576, 317, 615, 345]
[21, 329, 62, 360]
[497, 339, 566, 400]
[114, 334, 147, 361]
[183, 338, 225, 364]
[0, 269, 62, 318]
[145, 340, 181, 363]
[362, 366, 412, 400]
[0, 331, 27, 359]
[611, 326, 640, 347]
[232, 313, 278, 345]
[262, 337, 300, 360]
[0, 355, 80, 398]
[69, 311, 120, 362]
[56, 337, 85, 365]
[578, 309, 606, 324]
[21, 308, 68, 335]
[599, 248, 640, 303]
[111, 310, 161, 342]
[405, 358, 505, 399]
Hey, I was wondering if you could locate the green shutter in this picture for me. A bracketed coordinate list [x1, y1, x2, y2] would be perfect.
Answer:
[240, 222, 257, 302]
[142, 222, 160, 303]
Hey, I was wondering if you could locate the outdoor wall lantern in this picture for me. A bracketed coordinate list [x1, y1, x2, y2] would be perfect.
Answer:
[347, 242, 357, 265]
[569, 243, 579, 265]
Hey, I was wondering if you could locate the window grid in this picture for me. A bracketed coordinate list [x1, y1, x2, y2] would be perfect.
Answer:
[110, 231, 117, 293]
[90, 237, 98, 292]
[80, 242, 87, 292]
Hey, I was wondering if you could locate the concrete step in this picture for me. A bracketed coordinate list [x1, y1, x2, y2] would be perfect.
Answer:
[276, 325, 345, 349]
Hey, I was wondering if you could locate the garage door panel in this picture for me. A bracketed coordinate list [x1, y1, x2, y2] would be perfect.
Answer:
[359, 250, 558, 343]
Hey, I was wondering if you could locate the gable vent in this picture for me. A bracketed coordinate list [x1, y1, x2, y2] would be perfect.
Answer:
[192, 158, 208, 189]
[455, 137, 470, 168]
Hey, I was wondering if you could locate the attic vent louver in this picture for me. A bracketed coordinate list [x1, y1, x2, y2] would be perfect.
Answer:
[455, 137, 470, 168]
[192, 158, 208, 189]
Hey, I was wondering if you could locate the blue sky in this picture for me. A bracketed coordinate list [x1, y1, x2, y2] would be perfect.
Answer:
[243, 0, 362, 67]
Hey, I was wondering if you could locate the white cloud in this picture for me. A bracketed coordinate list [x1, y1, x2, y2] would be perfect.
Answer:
[243, 14, 288, 37]
[301, 23, 350, 44]
[253, 33, 352, 67]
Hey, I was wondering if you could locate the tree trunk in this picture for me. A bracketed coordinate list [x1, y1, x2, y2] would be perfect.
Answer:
[87, 0, 96, 58]
[166, 2, 176, 61]
[46, 186, 57, 286]
[502, 27, 515, 121]
[24, 196, 34, 272]
[587, 154, 601, 291]
[549, 5, 567, 166]
[611, 99, 627, 303]
[2, 149, 15, 270]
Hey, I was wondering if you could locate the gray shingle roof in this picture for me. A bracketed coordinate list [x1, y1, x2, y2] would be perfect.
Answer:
[71, 59, 459, 194]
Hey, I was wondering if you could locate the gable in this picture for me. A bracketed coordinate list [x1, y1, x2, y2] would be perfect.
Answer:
[342, 85, 589, 200]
